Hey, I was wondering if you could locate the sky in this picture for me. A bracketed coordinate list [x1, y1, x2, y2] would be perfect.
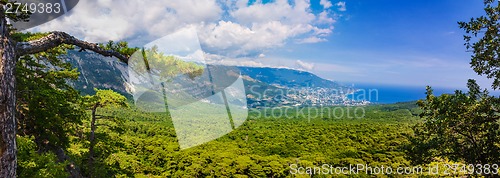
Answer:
[30, 0, 494, 89]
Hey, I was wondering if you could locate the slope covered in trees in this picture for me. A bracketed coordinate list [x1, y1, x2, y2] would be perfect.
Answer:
[17, 103, 419, 177]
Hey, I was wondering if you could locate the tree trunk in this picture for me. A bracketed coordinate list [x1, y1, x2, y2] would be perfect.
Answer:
[54, 148, 84, 178]
[0, 9, 17, 178]
[88, 104, 97, 177]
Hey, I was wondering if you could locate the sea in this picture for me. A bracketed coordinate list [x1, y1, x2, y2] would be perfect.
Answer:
[346, 83, 465, 104]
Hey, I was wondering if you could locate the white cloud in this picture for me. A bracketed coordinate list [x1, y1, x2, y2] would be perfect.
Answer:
[199, 0, 333, 57]
[199, 20, 318, 56]
[295, 60, 315, 71]
[296, 36, 327, 44]
[318, 11, 336, 24]
[230, 0, 315, 25]
[336, 2, 347, 12]
[320, 0, 333, 9]
[31, 0, 341, 57]
[33, 0, 223, 43]
[203, 53, 265, 67]
[313, 26, 334, 37]
[205, 54, 315, 72]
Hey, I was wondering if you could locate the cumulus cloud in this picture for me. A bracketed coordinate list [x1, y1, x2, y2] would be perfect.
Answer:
[320, 0, 333, 9]
[31, 0, 341, 58]
[318, 11, 336, 24]
[199, 0, 334, 57]
[32, 0, 222, 43]
[199, 20, 317, 56]
[336, 2, 347, 12]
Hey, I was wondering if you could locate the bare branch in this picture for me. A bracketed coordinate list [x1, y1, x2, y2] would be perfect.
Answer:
[15, 31, 129, 63]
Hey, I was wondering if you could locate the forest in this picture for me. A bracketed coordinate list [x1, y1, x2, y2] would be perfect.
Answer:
[17, 102, 422, 177]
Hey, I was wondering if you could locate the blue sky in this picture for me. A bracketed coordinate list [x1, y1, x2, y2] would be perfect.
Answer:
[266, 0, 490, 89]
[32, 0, 493, 89]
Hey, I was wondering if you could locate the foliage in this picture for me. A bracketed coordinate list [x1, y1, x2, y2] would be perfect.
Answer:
[83, 89, 128, 109]
[15, 34, 85, 152]
[459, 0, 500, 89]
[17, 136, 68, 178]
[79, 89, 129, 177]
[11, 32, 50, 42]
[129, 46, 205, 80]
[61, 104, 417, 177]
[98, 40, 139, 59]
[13, 32, 135, 177]
[407, 80, 500, 166]
[404, 1, 500, 175]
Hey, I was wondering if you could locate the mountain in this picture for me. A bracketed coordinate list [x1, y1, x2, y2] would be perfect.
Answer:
[63, 50, 129, 97]
[236, 66, 359, 107]
[238, 67, 341, 89]
[64, 51, 365, 108]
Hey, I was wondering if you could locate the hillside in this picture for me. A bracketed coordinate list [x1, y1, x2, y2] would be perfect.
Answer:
[238, 66, 340, 89]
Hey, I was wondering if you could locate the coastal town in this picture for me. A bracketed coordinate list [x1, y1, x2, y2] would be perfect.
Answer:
[247, 86, 371, 108]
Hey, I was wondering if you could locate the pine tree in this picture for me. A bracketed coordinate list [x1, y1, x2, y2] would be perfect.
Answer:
[83, 89, 128, 177]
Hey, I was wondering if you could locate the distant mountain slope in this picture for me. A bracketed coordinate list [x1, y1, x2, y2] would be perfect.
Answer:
[64, 51, 363, 108]
[64, 50, 129, 96]
[238, 66, 340, 89]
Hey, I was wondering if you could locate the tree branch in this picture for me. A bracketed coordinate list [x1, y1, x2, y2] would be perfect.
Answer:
[15, 31, 129, 63]
[95, 115, 115, 120]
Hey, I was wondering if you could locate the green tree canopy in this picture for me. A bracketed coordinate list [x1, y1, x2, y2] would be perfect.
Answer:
[459, 0, 500, 89]
[15, 32, 85, 152]
[407, 1, 500, 174]
[407, 80, 500, 165]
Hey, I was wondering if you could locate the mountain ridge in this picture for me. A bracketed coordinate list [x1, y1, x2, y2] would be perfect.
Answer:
[237, 66, 341, 89]
[64, 51, 366, 108]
